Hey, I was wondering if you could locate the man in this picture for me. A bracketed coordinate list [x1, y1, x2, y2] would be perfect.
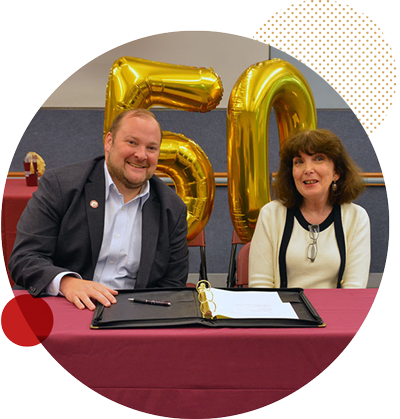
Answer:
[9, 109, 189, 310]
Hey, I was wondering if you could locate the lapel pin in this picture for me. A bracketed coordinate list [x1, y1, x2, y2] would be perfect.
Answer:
[90, 200, 99, 209]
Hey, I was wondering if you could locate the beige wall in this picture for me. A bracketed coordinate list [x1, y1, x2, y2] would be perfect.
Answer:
[43, 32, 270, 108]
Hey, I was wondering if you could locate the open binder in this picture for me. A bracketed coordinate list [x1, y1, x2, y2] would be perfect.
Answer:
[90, 281, 325, 329]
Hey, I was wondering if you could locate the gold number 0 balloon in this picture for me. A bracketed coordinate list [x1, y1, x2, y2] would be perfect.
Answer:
[103, 57, 223, 239]
[227, 59, 317, 243]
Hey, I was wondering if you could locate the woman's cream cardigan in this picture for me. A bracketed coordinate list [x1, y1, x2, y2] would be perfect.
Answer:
[249, 200, 371, 288]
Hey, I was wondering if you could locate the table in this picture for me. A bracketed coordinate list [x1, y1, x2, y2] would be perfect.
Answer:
[2, 179, 37, 285]
[14, 288, 377, 418]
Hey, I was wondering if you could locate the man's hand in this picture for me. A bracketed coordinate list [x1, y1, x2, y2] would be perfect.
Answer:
[60, 276, 118, 310]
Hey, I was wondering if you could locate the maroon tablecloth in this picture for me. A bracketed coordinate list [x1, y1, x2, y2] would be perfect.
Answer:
[2, 179, 37, 286]
[14, 288, 377, 418]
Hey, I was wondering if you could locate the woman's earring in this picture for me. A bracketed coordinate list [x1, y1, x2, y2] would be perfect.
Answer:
[331, 180, 337, 192]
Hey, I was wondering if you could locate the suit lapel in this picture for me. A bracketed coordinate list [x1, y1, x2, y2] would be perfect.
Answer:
[136, 189, 160, 288]
[84, 161, 106, 270]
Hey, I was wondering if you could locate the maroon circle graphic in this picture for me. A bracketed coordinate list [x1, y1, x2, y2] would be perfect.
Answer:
[1, 294, 54, 346]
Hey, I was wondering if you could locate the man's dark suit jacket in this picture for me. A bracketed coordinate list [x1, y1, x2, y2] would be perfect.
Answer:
[9, 156, 189, 297]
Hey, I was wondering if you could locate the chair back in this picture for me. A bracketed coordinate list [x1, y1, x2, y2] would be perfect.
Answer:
[226, 229, 244, 287]
[232, 229, 243, 245]
[187, 229, 205, 247]
[187, 229, 207, 282]
[236, 242, 251, 287]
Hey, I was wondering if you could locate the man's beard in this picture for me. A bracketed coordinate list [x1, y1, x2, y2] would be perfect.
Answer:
[107, 156, 149, 191]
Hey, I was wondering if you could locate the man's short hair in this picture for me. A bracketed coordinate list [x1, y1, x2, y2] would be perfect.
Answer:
[109, 109, 162, 141]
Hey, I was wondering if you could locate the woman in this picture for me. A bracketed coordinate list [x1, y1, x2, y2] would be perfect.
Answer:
[249, 129, 370, 288]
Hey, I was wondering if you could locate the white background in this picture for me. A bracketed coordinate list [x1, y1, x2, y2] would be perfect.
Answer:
[1, 1, 398, 418]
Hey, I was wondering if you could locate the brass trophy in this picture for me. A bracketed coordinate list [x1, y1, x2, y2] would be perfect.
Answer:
[23, 152, 45, 186]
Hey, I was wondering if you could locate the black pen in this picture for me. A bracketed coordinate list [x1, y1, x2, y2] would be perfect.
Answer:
[128, 298, 171, 307]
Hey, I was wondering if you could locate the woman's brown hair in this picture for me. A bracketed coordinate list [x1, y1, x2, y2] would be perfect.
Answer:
[274, 129, 365, 208]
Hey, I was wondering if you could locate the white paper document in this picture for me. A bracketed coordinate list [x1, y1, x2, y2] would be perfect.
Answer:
[205, 288, 299, 319]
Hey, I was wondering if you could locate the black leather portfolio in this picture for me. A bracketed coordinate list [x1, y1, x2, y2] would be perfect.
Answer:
[90, 281, 325, 329]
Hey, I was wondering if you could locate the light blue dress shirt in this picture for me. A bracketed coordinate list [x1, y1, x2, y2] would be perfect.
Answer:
[45, 163, 150, 295]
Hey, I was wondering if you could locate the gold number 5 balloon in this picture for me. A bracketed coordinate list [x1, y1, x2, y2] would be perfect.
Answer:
[104, 57, 223, 239]
[104, 56, 223, 137]
[157, 132, 215, 240]
[227, 59, 317, 243]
